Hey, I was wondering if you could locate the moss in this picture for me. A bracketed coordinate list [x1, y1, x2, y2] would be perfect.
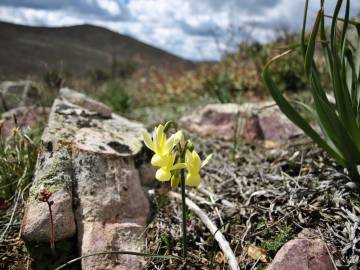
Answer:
[350, 193, 360, 206]
[261, 224, 294, 256]
[28, 147, 73, 202]
[156, 193, 170, 209]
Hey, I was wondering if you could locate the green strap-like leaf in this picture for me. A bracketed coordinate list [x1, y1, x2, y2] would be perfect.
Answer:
[263, 56, 346, 166]
[301, 0, 309, 57]
[305, 9, 322, 77]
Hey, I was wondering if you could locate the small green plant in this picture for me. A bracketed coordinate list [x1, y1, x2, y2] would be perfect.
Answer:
[231, 111, 240, 160]
[0, 126, 41, 200]
[98, 80, 131, 113]
[350, 193, 360, 206]
[263, 0, 360, 182]
[142, 122, 212, 262]
[38, 185, 55, 253]
[261, 225, 293, 255]
[203, 69, 237, 103]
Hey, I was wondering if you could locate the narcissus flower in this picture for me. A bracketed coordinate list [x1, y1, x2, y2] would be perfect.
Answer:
[143, 124, 212, 187]
[143, 125, 181, 160]
[170, 170, 180, 188]
[184, 150, 212, 187]
[143, 125, 184, 181]
[154, 153, 186, 181]
[142, 122, 212, 260]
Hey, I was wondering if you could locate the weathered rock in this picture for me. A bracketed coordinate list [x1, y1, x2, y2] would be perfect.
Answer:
[0, 81, 41, 112]
[21, 88, 150, 270]
[73, 146, 149, 269]
[59, 87, 112, 118]
[180, 102, 302, 144]
[138, 163, 157, 187]
[22, 143, 76, 242]
[266, 229, 335, 270]
[0, 106, 49, 137]
[79, 222, 145, 269]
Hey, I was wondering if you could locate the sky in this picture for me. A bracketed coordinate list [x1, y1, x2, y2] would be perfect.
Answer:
[0, 0, 359, 61]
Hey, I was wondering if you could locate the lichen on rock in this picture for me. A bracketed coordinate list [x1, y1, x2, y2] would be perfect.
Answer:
[21, 88, 150, 270]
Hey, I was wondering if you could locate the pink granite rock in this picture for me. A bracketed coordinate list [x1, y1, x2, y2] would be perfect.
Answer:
[72, 128, 150, 270]
[267, 229, 335, 270]
[0, 81, 41, 112]
[21, 145, 77, 242]
[59, 87, 112, 118]
[0, 106, 49, 137]
[22, 189, 76, 242]
[21, 89, 150, 270]
[180, 102, 302, 144]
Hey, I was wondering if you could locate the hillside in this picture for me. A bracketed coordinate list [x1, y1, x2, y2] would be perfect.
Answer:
[0, 21, 194, 80]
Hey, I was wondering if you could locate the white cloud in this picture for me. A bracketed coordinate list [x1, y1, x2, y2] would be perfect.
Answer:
[96, 0, 121, 16]
[0, 0, 360, 61]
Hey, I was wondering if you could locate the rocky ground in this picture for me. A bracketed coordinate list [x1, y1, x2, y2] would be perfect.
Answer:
[0, 81, 359, 269]
[144, 134, 360, 269]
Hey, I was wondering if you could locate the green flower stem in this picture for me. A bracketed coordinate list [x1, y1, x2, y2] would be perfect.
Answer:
[177, 141, 188, 262]
[180, 167, 187, 261]
[164, 121, 178, 133]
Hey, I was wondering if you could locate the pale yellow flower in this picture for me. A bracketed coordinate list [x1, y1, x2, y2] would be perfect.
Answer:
[155, 153, 186, 181]
[184, 150, 212, 187]
[143, 125, 184, 182]
[143, 125, 182, 163]
[170, 170, 180, 188]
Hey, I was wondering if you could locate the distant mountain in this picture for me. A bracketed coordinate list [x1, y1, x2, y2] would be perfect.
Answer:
[0, 21, 195, 80]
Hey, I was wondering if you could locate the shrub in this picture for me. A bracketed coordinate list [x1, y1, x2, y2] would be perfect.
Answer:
[239, 38, 307, 92]
[203, 69, 238, 103]
[111, 58, 138, 79]
[98, 80, 131, 113]
[87, 68, 110, 83]
[43, 68, 69, 90]
[264, 0, 360, 182]
[272, 46, 307, 92]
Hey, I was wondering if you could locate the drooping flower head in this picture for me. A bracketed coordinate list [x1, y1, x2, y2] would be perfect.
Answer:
[142, 124, 211, 187]
[143, 125, 184, 181]
[185, 150, 212, 187]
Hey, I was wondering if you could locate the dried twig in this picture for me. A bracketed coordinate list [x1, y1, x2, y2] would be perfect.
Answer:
[168, 191, 239, 270]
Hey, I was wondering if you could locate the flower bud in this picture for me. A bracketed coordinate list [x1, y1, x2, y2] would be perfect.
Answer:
[186, 140, 194, 152]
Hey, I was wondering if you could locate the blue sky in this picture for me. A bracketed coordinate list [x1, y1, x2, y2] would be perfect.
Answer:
[0, 0, 359, 61]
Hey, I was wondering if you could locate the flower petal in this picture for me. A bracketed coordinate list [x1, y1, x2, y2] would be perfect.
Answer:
[151, 154, 168, 167]
[185, 173, 202, 187]
[171, 162, 187, 170]
[154, 125, 165, 153]
[185, 149, 196, 174]
[142, 131, 154, 151]
[155, 168, 171, 181]
[191, 150, 202, 171]
[163, 136, 175, 154]
[185, 149, 193, 164]
[170, 173, 180, 188]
